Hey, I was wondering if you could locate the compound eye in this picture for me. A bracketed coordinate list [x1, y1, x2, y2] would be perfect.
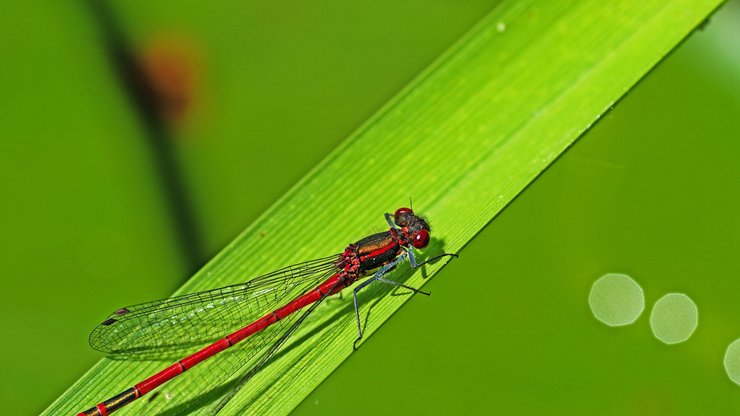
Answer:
[394, 207, 414, 225]
[413, 229, 430, 249]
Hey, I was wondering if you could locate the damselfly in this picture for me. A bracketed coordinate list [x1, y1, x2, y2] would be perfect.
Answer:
[78, 207, 456, 415]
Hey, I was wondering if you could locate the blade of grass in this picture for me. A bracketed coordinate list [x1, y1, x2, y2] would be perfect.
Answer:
[46, 0, 723, 414]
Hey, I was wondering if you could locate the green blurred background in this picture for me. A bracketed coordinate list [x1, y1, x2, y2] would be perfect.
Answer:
[1, 1, 738, 415]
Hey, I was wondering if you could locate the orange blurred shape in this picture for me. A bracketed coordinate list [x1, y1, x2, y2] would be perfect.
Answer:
[139, 35, 201, 124]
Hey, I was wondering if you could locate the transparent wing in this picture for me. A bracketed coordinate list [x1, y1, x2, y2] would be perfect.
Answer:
[210, 278, 343, 415]
[89, 255, 339, 356]
[117, 269, 342, 416]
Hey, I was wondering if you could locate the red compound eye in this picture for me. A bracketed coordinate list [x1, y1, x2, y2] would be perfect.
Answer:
[394, 207, 414, 225]
[413, 229, 430, 249]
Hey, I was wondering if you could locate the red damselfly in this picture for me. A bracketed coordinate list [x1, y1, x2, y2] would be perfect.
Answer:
[78, 207, 456, 415]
